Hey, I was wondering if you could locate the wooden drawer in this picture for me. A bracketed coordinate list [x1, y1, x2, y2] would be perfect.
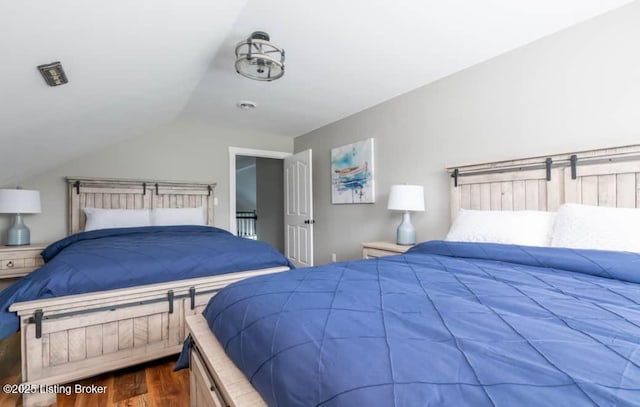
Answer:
[363, 248, 398, 259]
[0, 245, 46, 279]
[191, 345, 225, 407]
[2, 258, 25, 269]
[362, 242, 413, 259]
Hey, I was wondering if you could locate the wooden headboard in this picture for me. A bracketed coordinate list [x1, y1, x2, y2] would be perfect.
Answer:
[447, 145, 640, 222]
[66, 177, 217, 235]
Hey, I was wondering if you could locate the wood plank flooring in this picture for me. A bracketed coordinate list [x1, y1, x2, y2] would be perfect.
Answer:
[0, 333, 190, 407]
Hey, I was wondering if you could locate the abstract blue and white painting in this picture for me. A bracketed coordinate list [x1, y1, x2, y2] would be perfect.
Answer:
[331, 138, 375, 204]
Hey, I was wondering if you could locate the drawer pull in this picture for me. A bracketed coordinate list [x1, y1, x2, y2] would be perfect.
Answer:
[6, 261, 13, 268]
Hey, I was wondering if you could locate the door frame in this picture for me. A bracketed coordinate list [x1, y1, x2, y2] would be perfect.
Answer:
[228, 147, 291, 236]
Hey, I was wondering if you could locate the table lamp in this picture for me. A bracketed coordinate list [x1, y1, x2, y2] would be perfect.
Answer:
[387, 185, 424, 245]
[0, 189, 41, 245]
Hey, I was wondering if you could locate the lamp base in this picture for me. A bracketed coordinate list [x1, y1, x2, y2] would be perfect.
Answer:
[396, 211, 416, 245]
[7, 214, 31, 246]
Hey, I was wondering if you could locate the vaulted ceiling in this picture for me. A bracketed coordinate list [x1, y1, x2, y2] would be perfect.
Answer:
[0, 0, 634, 186]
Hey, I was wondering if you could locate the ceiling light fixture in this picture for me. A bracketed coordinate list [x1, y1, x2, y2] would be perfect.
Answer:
[235, 31, 285, 81]
[237, 101, 257, 110]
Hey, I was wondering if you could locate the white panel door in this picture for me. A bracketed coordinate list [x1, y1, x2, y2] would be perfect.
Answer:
[284, 149, 313, 267]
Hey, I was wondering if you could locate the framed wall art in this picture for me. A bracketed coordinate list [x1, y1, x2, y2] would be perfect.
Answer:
[331, 138, 375, 204]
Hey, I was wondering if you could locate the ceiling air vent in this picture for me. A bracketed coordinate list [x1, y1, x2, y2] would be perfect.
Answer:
[37, 62, 68, 86]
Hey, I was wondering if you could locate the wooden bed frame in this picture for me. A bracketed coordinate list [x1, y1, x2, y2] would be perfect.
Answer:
[8, 177, 289, 407]
[184, 144, 640, 407]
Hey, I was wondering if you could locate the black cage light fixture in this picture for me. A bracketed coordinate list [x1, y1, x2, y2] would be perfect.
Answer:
[235, 31, 285, 81]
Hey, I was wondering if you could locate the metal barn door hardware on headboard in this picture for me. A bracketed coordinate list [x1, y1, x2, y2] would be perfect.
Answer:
[71, 178, 216, 195]
[450, 145, 640, 187]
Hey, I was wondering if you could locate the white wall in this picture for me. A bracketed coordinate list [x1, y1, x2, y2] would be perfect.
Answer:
[295, 1, 640, 264]
[0, 121, 292, 244]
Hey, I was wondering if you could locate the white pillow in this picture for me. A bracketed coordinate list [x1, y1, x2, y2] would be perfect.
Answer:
[84, 208, 151, 231]
[551, 204, 640, 252]
[150, 207, 205, 226]
[445, 209, 556, 247]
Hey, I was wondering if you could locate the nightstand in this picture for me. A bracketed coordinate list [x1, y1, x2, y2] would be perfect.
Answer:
[0, 244, 46, 279]
[362, 241, 413, 259]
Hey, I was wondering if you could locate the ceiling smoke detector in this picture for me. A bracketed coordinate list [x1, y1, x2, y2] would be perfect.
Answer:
[237, 101, 257, 110]
[235, 31, 285, 81]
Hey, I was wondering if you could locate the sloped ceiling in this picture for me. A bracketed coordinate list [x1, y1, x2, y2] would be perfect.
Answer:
[0, 0, 634, 186]
[0, 0, 248, 186]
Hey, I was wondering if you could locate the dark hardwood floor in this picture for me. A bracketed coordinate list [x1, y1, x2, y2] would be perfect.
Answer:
[0, 333, 190, 406]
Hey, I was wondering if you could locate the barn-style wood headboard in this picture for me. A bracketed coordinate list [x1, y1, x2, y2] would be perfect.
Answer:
[66, 177, 217, 235]
[447, 145, 640, 222]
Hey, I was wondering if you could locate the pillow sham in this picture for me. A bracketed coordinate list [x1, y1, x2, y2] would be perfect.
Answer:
[83, 208, 151, 231]
[551, 203, 640, 252]
[445, 209, 556, 247]
[150, 207, 205, 226]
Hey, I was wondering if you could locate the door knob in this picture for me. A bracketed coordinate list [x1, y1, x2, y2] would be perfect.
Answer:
[303, 219, 316, 225]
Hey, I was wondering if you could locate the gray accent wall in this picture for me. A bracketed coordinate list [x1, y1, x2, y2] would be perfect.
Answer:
[256, 157, 285, 253]
[295, 2, 640, 264]
[0, 121, 292, 244]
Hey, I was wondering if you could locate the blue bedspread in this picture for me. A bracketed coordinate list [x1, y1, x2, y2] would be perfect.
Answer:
[0, 226, 291, 340]
[193, 241, 640, 407]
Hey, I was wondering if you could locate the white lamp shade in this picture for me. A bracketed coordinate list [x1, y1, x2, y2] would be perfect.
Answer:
[387, 185, 425, 211]
[0, 189, 42, 214]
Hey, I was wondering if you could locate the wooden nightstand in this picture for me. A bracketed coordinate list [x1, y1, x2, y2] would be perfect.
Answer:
[0, 244, 46, 279]
[362, 241, 413, 259]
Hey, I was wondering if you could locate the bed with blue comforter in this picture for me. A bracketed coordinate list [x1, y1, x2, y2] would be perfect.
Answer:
[0, 225, 291, 341]
[189, 240, 640, 407]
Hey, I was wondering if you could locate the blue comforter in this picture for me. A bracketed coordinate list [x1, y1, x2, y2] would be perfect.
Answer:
[0, 226, 291, 340]
[193, 241, 640, 407]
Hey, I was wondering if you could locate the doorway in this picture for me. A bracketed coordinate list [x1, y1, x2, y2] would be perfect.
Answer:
[235, 155, 285, 253]
[228, 147, 290, 254]
[228, 147, 314, 266]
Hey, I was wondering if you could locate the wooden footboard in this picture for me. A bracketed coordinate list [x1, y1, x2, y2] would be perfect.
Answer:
[9, 267, 287, 407]
[186, 314, 266, 407]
